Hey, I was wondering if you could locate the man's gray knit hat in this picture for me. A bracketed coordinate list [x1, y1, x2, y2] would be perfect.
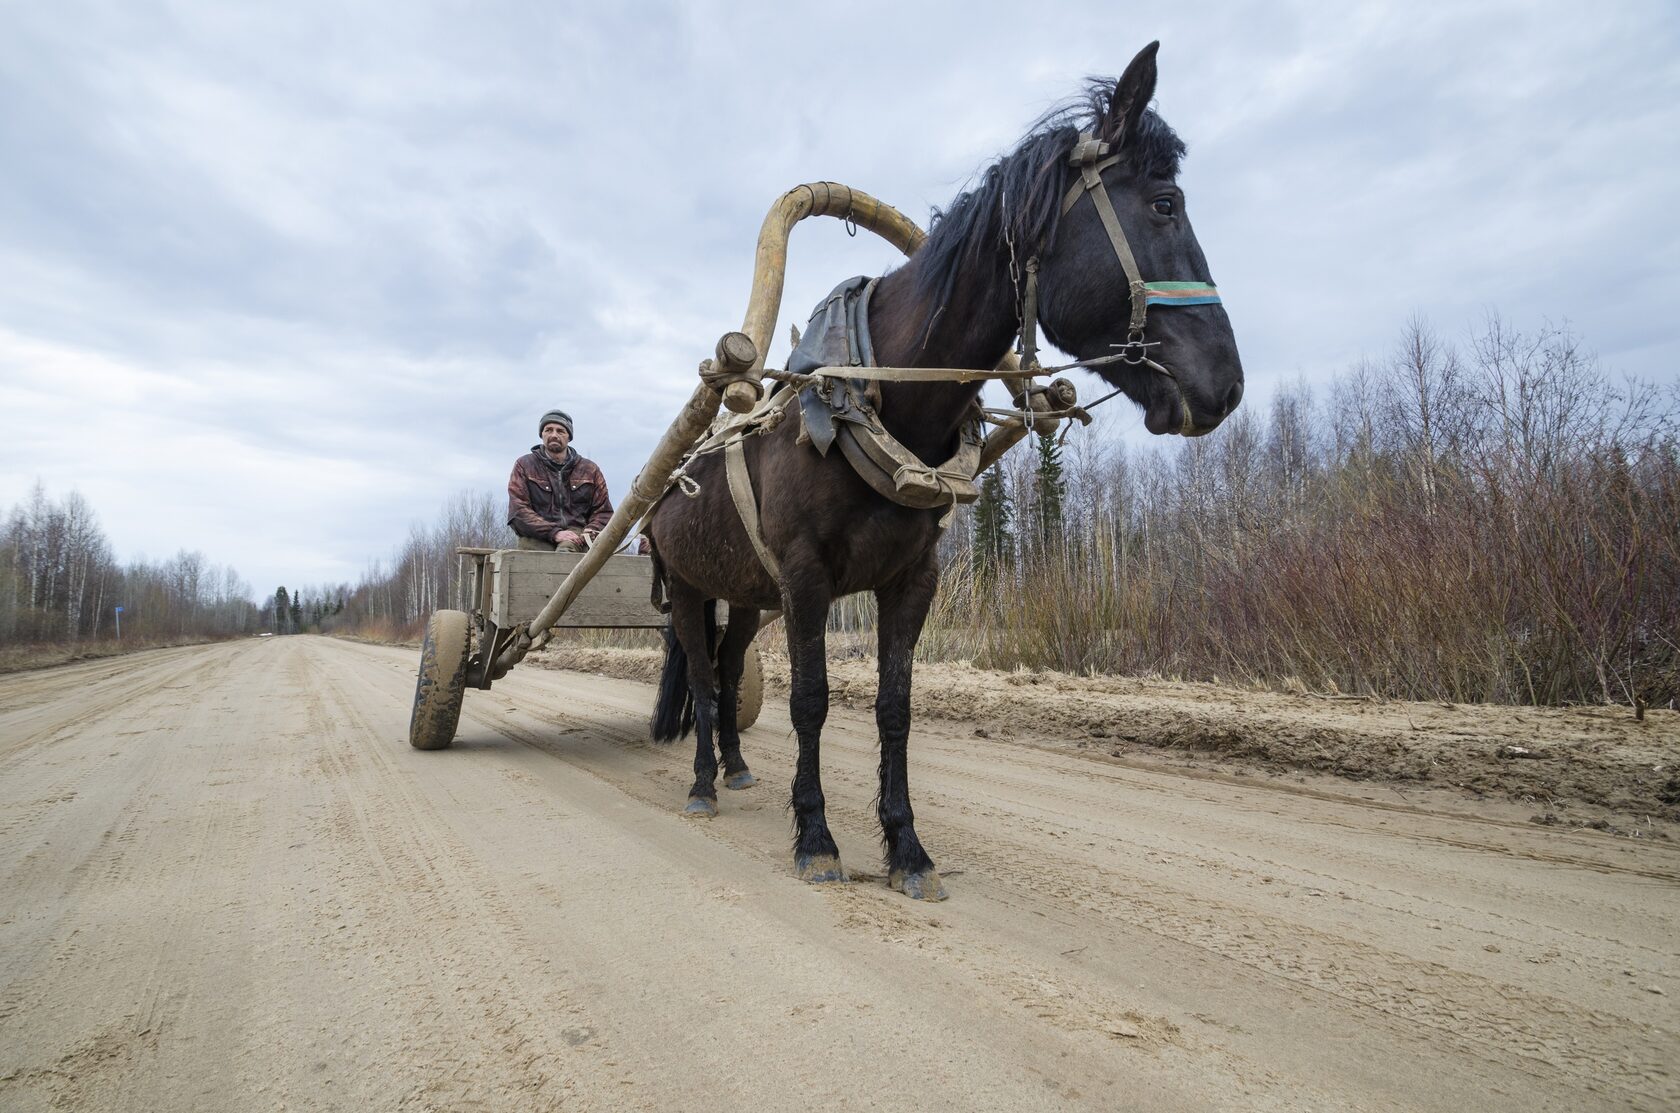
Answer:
[538, 409, 574, 437]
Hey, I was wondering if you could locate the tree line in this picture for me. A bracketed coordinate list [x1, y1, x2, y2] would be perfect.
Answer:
[0, 483, 259, 648]
[270, 490, 514, 640]
[938, 313, 1678, 707]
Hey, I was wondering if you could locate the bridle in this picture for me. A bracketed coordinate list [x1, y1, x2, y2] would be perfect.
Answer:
[1015, 131, 1222, 397]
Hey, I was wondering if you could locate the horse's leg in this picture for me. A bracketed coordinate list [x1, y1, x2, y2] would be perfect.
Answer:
[716, 607, 761, 791]
[784, 574, 843, 883]
[670, 585, 722, 818]
[876, 552, 947, 901]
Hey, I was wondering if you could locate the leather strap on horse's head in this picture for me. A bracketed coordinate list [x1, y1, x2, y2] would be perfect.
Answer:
[1062, 133, 1150, 333]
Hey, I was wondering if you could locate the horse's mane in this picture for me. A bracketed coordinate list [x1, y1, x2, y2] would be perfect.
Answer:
[912, 78, 1187, 315]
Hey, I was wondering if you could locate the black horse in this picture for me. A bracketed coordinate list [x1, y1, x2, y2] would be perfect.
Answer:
[647, 43, 1243, 900]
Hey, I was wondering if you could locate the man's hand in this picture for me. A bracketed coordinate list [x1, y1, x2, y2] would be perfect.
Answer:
[553, 529, 584, 547]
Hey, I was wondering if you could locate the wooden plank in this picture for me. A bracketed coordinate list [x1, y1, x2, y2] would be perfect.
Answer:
[488, 550, 666, 629]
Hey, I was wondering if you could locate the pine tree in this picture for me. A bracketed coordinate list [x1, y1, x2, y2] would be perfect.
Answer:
[273, 586, 290, 634]
[971, 464, 1014, 578]
[1033, 432, 1066, 550]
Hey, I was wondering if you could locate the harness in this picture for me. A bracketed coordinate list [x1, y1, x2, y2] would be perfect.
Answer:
[685, 131, 1224, 580]
[708, 278, 984, 582]
[791, 277, 986, 520]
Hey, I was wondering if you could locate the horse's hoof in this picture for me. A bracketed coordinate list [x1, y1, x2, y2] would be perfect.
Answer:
[723, 770, 756, 790]
[890, 868, 948, 902]
[794, 854, 847, 884]
[683, 797, 719, 819]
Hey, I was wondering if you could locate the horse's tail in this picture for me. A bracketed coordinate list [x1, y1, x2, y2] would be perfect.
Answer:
[650, 600, 720, 743]
[650, 621, 693, 742]
[646, 530, 693, 741]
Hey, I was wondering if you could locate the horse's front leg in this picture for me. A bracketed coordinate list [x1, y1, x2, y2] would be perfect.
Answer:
[784, 574, 843, 883]
[876, 553, 947, 901]
[715, 607, 761, 791]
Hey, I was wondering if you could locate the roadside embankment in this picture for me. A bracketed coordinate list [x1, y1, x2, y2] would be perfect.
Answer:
[528, 644, 1680, 832]
[0, 635, 231, 675]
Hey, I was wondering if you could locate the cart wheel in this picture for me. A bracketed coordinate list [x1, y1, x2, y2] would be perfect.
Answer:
[410, 609, 470, 750]
[736, 645, 765, 730]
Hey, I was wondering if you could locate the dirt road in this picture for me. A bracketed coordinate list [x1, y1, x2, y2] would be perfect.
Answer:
[2, 637, 1676, 1111]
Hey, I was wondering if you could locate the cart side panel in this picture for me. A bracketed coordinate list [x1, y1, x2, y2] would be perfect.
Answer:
[489, 550, 667, 629]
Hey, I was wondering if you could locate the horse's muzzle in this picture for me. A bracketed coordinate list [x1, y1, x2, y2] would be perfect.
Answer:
[1150, 370, 1242, 437]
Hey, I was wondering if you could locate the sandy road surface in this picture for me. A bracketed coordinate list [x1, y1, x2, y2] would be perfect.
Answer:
[2, 637, 1676, 1112]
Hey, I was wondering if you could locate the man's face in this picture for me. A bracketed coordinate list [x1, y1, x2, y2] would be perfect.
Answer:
[541, 422, 570, 458]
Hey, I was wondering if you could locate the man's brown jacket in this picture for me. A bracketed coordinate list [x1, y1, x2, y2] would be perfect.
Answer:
[507, 446, 613, 542]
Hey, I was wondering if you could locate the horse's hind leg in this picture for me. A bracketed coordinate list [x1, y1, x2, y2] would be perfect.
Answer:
[669, 585, 722, 818]
[875, 554, 946, 901]
[716, 607, 761, 791]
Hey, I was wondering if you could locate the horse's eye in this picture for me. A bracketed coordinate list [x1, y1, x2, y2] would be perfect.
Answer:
[1152, 197, 1175, 216]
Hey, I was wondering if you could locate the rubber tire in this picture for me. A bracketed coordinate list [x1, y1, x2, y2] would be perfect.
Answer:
[410, 609, 471, 750]
[736, 645, 765, 730]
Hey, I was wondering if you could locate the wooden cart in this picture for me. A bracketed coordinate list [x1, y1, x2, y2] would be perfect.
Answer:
[407, 546, 763, 750]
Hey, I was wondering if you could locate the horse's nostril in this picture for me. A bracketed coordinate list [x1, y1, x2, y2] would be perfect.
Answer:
[1223, 380, 1244, 415]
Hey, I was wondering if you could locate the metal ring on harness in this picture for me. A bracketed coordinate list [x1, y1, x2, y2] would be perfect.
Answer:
[1117, 329, 1151, 364]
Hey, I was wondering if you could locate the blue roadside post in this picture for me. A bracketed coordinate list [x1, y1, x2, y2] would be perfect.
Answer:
[114, 605, 123, 640]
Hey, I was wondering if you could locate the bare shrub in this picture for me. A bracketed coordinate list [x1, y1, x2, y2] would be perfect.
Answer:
[926, 315, 1677, 707]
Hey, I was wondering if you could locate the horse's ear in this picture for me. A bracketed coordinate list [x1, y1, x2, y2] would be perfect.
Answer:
[1103, 41, 1160, 148]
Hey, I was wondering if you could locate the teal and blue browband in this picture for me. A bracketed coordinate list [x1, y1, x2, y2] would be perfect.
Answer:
[1143, 281, 1221, 307]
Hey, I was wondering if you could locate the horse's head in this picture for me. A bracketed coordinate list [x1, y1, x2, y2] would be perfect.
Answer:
[1036, 43, 1244, 436]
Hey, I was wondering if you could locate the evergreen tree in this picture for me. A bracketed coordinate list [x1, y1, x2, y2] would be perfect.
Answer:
[971, 464, 1014, 577]
[290, 592, 303, 634]
[1033, 432, 1066, 549]
[273, 586, 290, 634]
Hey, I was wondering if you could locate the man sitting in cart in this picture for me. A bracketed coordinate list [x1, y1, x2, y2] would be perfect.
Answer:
[508, 409, 614, 551]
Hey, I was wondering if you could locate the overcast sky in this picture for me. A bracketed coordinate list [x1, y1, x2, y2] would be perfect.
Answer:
[3, 1, 1676, 597]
